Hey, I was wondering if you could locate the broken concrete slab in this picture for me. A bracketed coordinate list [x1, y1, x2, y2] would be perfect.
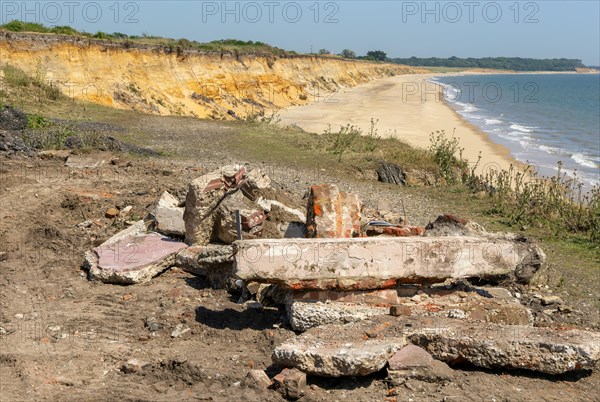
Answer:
[84, 220, 187, 284]
[233, 236, 544, 290]
[272, 320, 406, 377]
[306, 184, 361, 238]
[406, 319, 600, 375]
[287, 287, 531, 331]
[174, 244, 234, 289]
[183, 165, 245, 245]
[152, 191, 185, 236]
[276, 316, 600, 376]
[424, 214, 486, 237]
[387, 344, 454, 383]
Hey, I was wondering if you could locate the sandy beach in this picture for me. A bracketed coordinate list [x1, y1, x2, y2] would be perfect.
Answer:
[278, 74, 518, 174]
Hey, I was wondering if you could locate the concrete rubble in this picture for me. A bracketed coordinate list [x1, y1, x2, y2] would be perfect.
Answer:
[273, 316, 600, 377]
[77, 167, 600, 386]
[84, 220, 187, 284]
[151, 191, 185, 236]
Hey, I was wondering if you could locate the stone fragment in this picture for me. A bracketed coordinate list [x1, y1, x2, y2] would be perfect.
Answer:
[376, 162, 406, 186]
[272, 320, 406, 377]
[84, 220, 187, 284]
[243, 370, 272, 389]
[273, 368, 306, 400]
[171, 324, 191, 338]
[390, 305, 412, 317]
[121, 358, 151, 374]
[387, 345, 454, 383]
[423, 214, 485, 237]
[105, 207, 119, 218]
[306, 184, 361, 238]
[174, 244, 234, 289]
[152, 191, 185, 236]
[541, 295, 563, 306]
[233, 236, 545, 290]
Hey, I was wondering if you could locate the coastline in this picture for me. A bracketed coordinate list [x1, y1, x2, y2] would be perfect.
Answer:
[278, 73, 521, 175]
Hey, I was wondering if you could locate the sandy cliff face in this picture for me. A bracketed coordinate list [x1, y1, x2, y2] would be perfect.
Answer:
[0, 32, 421, 119]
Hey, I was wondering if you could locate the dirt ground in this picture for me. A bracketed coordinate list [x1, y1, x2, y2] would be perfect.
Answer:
[1, 123, 599, 400]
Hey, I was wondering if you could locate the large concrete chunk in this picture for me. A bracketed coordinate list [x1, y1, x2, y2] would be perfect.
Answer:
[234, 236, 543, 290]
[152, 191, 185, 236]
[272, 321, 406, 377]
[306, 184, 361, 238]
[406, 320, 600, 375]
[183, 165, 245, 245]
[84, 221, 187, 284]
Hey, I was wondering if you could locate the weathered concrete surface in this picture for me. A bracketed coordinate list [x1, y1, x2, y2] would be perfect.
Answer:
[274, 316, 600, 376]
[272, 320, 406, 377]
[234, 236, 544, 290]
[287, 287, 531, 331]
[287, 301, 391, 332]
[306, 184, 361, 238]
[174, 244, 234, 289]
[85, 220, 187, 284]
[183, 165, 245, 245]
[152, 191, 185, 236]
[387, 344, 454, 383]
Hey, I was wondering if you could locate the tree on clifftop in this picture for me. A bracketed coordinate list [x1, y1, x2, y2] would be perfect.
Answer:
[319, 49, 331, 55]
[367, 50, 387, 61]
[341, 49, 356, 59]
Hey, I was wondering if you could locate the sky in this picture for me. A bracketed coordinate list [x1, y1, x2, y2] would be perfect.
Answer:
[2, 1, 599, 65]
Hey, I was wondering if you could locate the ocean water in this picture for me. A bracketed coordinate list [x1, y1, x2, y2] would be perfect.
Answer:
[431, 74, 600, 190]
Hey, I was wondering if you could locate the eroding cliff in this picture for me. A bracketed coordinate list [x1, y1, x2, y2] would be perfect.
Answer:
[0, 32, 422, 119]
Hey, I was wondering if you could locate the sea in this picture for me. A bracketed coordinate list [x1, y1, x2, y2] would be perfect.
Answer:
[431, 74, 600, 191]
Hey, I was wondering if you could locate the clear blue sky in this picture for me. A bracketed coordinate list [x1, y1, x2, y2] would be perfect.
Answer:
[3, 1, 599, 65]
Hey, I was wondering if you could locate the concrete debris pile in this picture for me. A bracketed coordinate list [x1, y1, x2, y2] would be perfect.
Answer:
[80, 166, 600, 390]
[83, 165, 306, 285]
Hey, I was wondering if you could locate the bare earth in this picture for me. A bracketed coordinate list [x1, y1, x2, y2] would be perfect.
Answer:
[1, 145, 598, 401]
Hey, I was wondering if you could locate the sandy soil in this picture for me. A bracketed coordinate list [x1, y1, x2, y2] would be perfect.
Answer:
[278, 74, 518, 174]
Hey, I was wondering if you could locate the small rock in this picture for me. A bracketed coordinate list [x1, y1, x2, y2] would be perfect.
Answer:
[121, 205, 133, 216]
[242, 370, 272, 389]
[0, 252, 7, 262]
[121, 358, 150, 374]
[541, 296, 563, 306]
[171, 324, 190, 338]
[390, 305, 412, 317]
[273, 368, 306, 400]
[447, 309, 467, 319]
[76, 220, 93, 228]
[105, 208, 119, 219]
[387, 345, 454, 383]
